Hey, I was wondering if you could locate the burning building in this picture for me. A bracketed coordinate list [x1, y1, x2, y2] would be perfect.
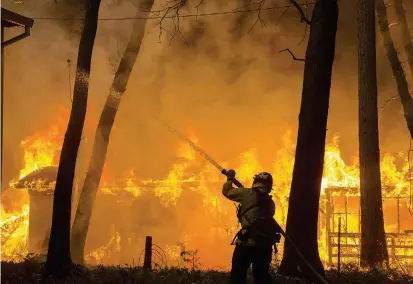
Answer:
[322, 186, 413, 268]
[12, 166, 56, 255]
[1, 116, 413, 272]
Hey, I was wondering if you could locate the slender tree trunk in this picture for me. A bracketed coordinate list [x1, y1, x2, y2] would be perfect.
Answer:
[358, 0, 389, 268]
[70, 0, 153, 264]
[394, 0, 413, 75]
[278, 0, 338, 281]
[376, 0, 413, 139]
[46, 0, 101, 277]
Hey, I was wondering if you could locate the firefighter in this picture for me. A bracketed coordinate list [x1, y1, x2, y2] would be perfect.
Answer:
[223, 169, 281, 284]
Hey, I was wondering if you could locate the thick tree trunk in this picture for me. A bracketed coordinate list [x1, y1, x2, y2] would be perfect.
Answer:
[376, 0, 413, 139]
[358, 0, 389, 269]
[278, 0, 338, 282]
[70, 0, 153, 264]
[394, 0, 413, 76]
[46, 0, 101, 277]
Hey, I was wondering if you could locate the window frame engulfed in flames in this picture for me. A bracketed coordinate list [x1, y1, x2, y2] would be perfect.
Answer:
[323, 187, 413, 268]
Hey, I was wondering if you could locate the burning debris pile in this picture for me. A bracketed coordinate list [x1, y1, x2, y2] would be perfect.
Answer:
[1, 115, 413, 270]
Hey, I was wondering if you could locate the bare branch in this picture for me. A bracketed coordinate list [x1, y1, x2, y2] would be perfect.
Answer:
[288, 0, 311, 25]
[276, 3, 292, 26]
[232, 0, 265, 11]
[151, 0, 186, 43]
[152, 0, 200, 45]
[194, 0, 204, 9]
[248, 0, 267, 33]
[298, 20, 308, 45]
[380, 96, 398, 112]
[67, 59, 73, 102]
[298, 0, 309, 45]
[279, 48, 305, 61]
[195, 0, 204, 21]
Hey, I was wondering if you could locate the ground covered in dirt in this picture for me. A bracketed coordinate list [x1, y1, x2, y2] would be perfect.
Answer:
[1, 260, 412, 284]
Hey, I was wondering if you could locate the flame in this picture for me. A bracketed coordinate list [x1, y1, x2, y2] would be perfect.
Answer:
[1, 204, 30, 262]
[165, 244, 182, 264]
[123, 170, 141, 197]
[101, 169, 142, 197]
[272, 131, 295, 225]
[236, 150, 262, 182]
[85, 232, 121, 264]
[322, 136, 359, 191]
[18, 110, 68, 180]
[153, 139, 198, 206]
[2, 115, 412, 272]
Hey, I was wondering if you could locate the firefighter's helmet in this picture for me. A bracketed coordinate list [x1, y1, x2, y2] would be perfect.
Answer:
[252, 172, 273, 191]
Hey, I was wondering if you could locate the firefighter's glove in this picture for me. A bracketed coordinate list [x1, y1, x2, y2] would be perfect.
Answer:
[225, 169, 236, 181]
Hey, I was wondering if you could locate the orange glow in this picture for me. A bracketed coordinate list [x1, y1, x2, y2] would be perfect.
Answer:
[2, 118, 412, 272]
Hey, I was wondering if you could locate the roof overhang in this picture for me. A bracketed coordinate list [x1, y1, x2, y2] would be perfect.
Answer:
[1, 8, 34, 48]
[1, 8, 34, 28]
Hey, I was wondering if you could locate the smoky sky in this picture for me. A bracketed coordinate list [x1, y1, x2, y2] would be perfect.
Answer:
[2, 0, 412, 186]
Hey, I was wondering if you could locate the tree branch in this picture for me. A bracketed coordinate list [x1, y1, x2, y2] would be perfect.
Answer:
[279, 48, 305, 61]
[152, 0, 193, 45]
[67, 59, 73, 102]
[298, 0, 309, 45]
[248, 0, 267, 33]
[288, 0, 311, 25]
[380, 95, 398, 112]
[276, 2, 292, 25]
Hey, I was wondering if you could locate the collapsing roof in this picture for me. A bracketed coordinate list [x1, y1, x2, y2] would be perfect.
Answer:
[14, 166, 58, 188]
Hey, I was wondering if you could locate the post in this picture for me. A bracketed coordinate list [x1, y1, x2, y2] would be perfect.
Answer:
[397, 197, 400, 234]
[1, 25, 4, 183]
[344, 196, 348, 233]
[143, 236, 152, 271]
[332, 196, 335, 233]
[338, 216, 341, 276]
[391, 237, 395, 265]
[326, 189, 332, 267]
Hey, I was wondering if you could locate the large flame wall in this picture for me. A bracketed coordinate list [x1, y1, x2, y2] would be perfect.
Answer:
[1, 114, 412, 270]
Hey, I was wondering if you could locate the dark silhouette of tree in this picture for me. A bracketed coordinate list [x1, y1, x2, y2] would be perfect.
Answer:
[394, 0, 413, 76]
[358, 0, 388, 268]
[375, 0, 413, 139]
[46, 0, 101, 277]
[278, 0, 338, 281]
[70, 0, 154, 264]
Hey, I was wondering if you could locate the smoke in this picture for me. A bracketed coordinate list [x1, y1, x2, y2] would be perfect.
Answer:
[2, 0, 413, 268]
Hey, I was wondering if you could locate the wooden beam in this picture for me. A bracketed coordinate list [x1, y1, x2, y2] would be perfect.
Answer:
[143, 236, 152, 271]
[1, 8, 34, 28]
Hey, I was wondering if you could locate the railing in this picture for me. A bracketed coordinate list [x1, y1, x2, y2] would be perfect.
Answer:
[328, 232, 413, 267]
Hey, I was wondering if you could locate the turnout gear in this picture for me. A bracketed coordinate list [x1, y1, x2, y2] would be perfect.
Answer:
[223, 170, 281, 284]
[223, 170, 281, 246]
[230, 188, 281, 247]
[225, 169, 236, 181]
[229, 245, 273, 284]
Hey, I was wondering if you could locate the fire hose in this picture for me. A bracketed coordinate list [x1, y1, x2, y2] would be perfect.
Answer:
[160, 120, 330, 284]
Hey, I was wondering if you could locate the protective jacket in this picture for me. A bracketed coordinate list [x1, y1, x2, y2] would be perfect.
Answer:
[222, 180, 280, 247]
